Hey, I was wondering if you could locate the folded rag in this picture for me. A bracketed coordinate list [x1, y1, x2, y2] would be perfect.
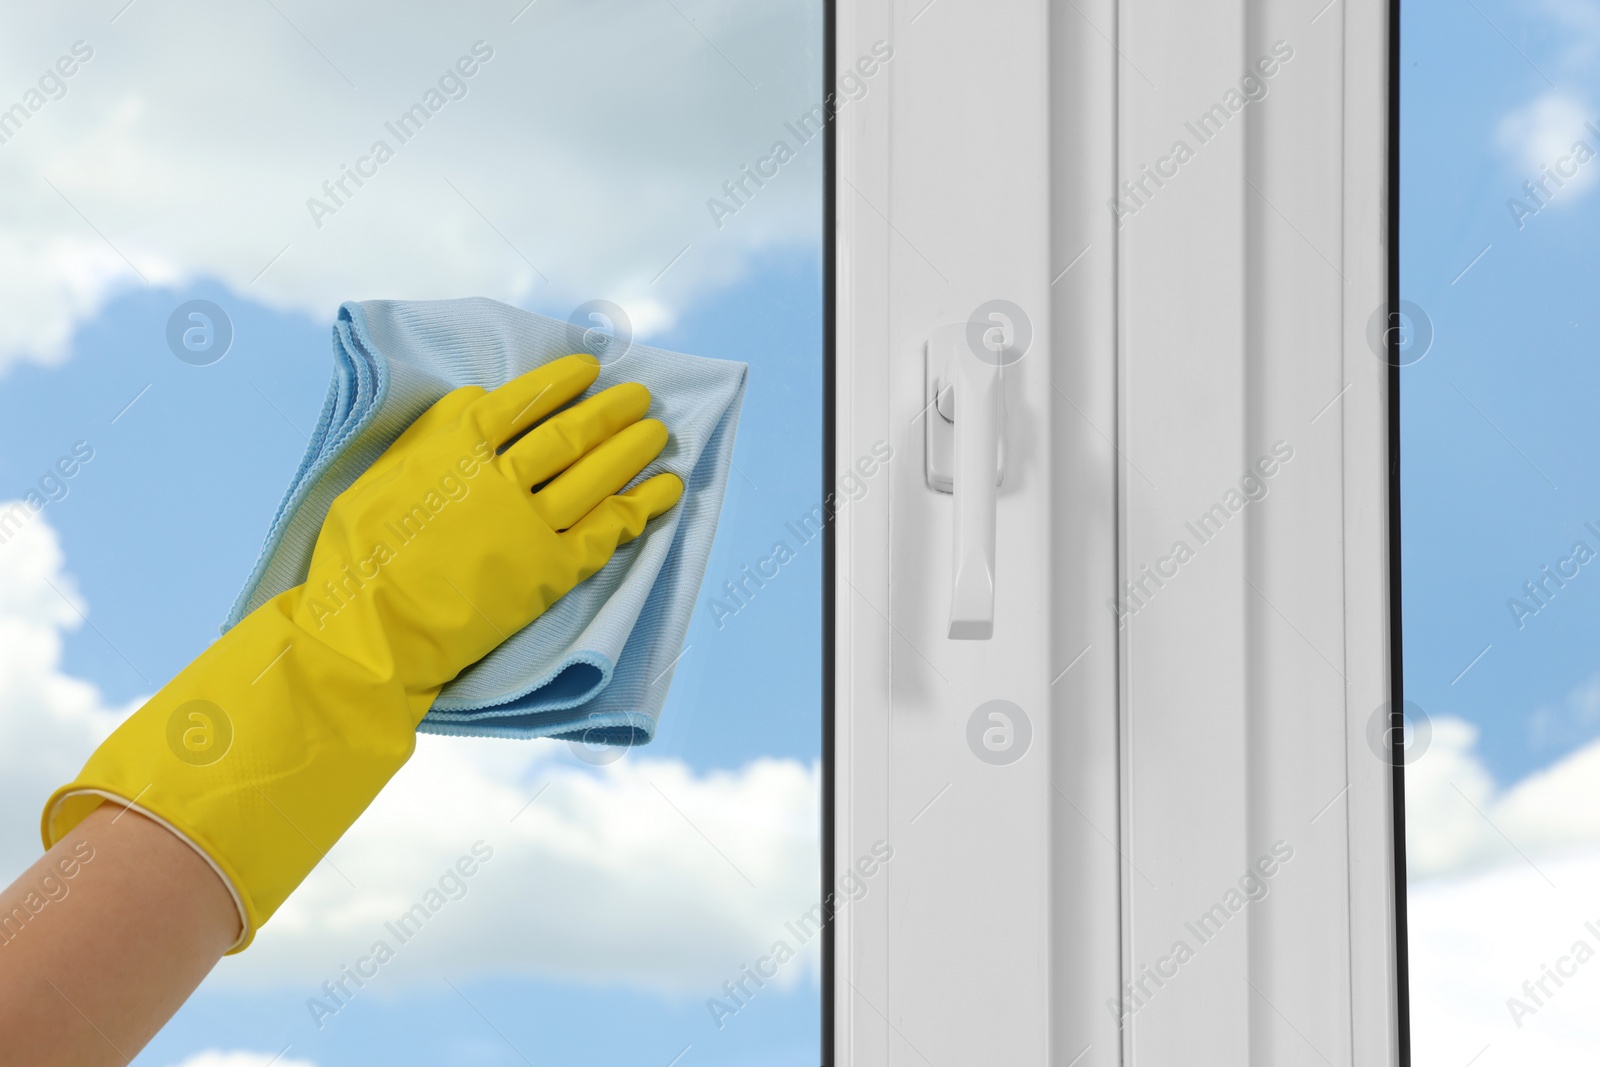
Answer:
[224, 297, 746, 745]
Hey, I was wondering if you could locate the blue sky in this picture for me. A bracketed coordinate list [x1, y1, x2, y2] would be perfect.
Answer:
[1402, 0, 1600, 784]
[1402, 0, 1600, 1060]
[0, 3, 828, 1064]
[0, 254, 823, 1067]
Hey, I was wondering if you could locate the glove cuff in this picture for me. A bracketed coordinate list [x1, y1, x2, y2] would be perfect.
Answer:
[41, 589, 423, 952]
[44, 786, 256, 951]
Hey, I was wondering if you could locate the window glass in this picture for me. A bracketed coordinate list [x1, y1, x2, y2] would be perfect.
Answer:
[1404, 1, 1600, 1059]
[0, 3, 824, 1064]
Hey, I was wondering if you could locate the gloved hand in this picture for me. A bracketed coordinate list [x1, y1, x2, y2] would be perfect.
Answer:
[41, 354, 682, 950]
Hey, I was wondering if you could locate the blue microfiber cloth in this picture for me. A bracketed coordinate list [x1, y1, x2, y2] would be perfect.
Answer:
[223, 297, 746, 745]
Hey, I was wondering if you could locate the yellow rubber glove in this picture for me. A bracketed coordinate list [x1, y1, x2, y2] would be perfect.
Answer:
[41, 354, 682, 951]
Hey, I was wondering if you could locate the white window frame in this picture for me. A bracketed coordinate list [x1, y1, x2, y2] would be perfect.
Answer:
[829, 0, 1399, 1063]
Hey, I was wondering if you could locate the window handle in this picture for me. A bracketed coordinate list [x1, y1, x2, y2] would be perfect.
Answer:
[925, 324, 1004, 640]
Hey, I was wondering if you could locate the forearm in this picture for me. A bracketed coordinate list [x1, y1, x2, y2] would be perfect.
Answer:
[0, 803, 239, 1067]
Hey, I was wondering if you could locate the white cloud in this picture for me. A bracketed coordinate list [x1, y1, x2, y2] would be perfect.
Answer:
[1407, 715, 1600, 881]
[1369, 685, 1600, 1063]
[0, 506, 136, 869]
[1405, 700, 1600, 1061]
[162, 1052, 317, 1067]
[232, 741, 823, 995]
[1496, 92, 1600, 204]
[1409, 848, 1600, 1066]
[0, 508, 821, 996]
[1527, 672, 1600, 752]
[0, 0, 827, 373]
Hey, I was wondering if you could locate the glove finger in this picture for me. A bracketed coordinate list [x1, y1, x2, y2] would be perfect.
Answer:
[502, 382, 653, 489]
[530, 418, 669, 530]
[561, 473, 685, 578]
[468, 354, 600, 444]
